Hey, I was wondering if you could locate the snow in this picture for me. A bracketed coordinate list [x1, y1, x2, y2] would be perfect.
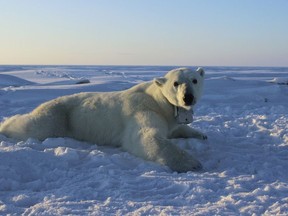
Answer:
[0, 65, 288, 215]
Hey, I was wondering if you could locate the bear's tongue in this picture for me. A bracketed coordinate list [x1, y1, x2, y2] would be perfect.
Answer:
[174, 107, 193, 124]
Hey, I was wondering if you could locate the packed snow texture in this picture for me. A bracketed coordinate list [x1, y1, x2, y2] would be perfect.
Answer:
[0, 65, 287, 215]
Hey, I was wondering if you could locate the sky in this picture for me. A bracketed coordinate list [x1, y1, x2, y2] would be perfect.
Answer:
[0, 0, 287, 66]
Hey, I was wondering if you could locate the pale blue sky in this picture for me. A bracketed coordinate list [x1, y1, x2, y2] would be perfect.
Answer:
[1, 0, 287, 66]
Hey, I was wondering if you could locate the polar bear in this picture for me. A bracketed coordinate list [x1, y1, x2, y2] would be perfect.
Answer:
[0, 67, 207, 172]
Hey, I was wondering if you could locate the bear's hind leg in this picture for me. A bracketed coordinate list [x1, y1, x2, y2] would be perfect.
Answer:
[0, 100, 69, 141]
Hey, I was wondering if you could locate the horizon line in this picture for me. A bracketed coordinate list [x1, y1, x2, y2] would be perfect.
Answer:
[1, 64, 288, 68]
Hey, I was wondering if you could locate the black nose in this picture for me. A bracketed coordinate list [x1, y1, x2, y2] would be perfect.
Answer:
[183, 93, 194, 106]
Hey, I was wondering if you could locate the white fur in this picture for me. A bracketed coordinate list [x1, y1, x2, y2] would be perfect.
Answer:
[0, 67, 206, 172]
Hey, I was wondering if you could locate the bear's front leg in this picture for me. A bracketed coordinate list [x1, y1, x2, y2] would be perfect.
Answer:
[156, 138, 203, 172]
[122, 112, 202, 172]
[170, 125, 207, 140]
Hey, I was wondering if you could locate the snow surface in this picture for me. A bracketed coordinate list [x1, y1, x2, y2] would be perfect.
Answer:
[0, 65, 288, 215]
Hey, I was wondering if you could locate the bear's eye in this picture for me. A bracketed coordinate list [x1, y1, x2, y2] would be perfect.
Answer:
[173, 81, 179, 87]
[192, 79, 198, 84]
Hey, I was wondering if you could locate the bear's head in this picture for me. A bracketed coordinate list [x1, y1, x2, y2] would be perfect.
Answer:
[154, 67, 205, 111]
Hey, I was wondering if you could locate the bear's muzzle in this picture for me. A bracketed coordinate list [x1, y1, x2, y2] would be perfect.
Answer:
[183, 93, 195, 106]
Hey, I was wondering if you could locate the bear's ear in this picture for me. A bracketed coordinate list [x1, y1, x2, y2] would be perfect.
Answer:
[154, 77, 166, 87]
[196, 67, 205, 77]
